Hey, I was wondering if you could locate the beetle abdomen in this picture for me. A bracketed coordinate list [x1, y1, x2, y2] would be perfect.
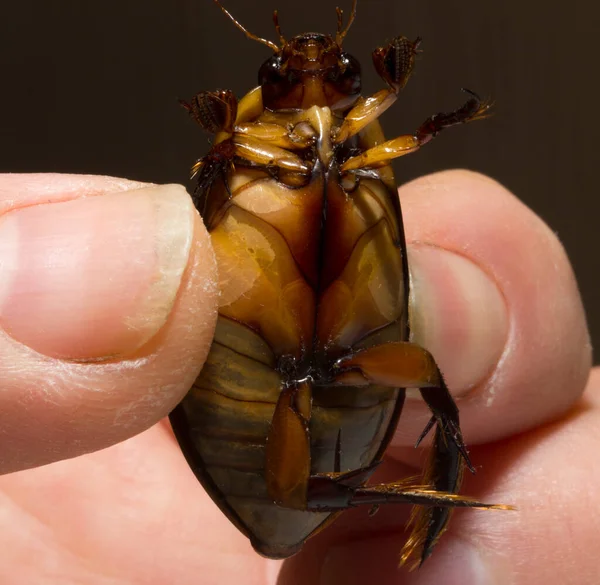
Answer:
[175, 316, 331, 558]
[171, 117, 409, 557]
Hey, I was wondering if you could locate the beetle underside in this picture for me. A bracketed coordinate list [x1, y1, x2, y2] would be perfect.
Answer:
[171, 0, 506, 569]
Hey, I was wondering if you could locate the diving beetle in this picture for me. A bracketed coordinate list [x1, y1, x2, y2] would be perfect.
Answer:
[171, 0, 505, 566]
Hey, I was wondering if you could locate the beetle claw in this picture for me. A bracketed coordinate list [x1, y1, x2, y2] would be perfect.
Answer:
[414, 415, 436, 448]
[443, 417, 475, 474]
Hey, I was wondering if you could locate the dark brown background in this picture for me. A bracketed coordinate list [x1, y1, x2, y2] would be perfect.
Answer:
[1, 0, 598, 353]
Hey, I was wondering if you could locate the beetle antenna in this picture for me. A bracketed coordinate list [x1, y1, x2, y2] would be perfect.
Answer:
[213, 0, 279, 52]
[335, 0, 358, 45]
[335, 7, 344, 39]
[272, 10, 286, 46]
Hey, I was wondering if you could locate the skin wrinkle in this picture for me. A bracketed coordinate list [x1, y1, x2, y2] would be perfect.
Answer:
[0, 175, 151, 214]
[483, 339, 513, 407]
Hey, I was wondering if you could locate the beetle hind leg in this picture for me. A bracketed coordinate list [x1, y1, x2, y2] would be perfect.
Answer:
[306, 465, 501, 510]
[334, 342, 473, 469]
[332, 341, 509, 565]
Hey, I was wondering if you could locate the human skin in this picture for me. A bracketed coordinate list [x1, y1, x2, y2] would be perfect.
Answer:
[0, 170, 593, 584]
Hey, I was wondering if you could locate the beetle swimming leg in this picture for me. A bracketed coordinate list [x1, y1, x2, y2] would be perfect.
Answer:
[333, 341, 479, 564]
[306, 469, 503, 512]
[305, 463, 508, 567]
[334, 342, 472, 467]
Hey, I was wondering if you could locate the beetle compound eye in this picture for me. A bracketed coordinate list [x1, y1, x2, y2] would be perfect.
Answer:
[258, 55, 284, 86]
[259, 56, 303, 110]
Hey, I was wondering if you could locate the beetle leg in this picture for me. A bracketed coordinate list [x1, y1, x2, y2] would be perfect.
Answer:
[181, 89, 238, 137]
[264, 382, 313, 510]
[334, 90, 397, 144]
[334, 36, 422, 143]
[234, 122, 315, 150]
[307, 470, 505, 512]
[333, 341, 477, 564]
[340, 89, 492, 172]
[232, 134, 312, 174]
[334, 342, 473, 468]
[189, 139, 236, 216]
[306, 468, 508, 567]
[414, 89, 493, 146]
[234, 86, 264, 124]
[340, 134, 420, 171]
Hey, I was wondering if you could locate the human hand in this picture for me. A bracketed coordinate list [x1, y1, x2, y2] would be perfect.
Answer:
[0, 171, 592, 584]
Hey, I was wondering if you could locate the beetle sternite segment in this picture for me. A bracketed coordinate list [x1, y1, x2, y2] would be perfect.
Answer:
[171, 0, 507, 567]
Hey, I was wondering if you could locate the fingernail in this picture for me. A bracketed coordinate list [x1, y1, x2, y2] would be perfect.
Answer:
[321, 535, 509, 585]
[409, 245, 509, 394]
[0, 184, 194, 360]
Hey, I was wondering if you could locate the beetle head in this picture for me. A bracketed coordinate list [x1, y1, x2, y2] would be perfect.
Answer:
[259, 33, 361, 111]
[214, 0, 362, 111]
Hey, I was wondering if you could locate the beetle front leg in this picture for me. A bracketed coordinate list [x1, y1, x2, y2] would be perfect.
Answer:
[181, 89, 238, 137]
[334, 36, 421, 144]
[181, 89, 241, 211]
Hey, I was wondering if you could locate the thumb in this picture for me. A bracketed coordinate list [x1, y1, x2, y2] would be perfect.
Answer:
[0, 174, 218, 474]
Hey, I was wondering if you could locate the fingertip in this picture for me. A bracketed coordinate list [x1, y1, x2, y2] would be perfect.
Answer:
[0, 183, 200, 360]
[0, 175, 219, 473]
[397, 169, 591, 444]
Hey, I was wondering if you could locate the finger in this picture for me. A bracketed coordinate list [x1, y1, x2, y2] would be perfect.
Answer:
[0, 174, 218, 474]
[0, 422, 267, 584]
[311, 368, 600, 585]
[392, 170, 591, 447]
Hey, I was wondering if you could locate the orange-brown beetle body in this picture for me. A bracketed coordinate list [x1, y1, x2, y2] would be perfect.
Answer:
[171, 0, 502, 566]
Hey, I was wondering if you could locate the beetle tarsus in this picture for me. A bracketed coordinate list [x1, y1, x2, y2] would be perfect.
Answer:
[182, 89, 238, 135]
[415, 89, 493, 146]
[372, 35, 421, 92]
